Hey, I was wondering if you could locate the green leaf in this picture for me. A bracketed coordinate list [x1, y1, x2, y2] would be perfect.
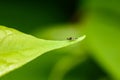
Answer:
[86, 7, 120, 80]
[84, 0, 120, 79]
[0, 26, 85, 77]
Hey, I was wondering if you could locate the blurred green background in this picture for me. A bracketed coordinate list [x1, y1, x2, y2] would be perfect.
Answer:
[0, 0, 120, 80]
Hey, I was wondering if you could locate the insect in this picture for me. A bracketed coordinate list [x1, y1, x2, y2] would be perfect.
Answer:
[66, 37, 77, 40]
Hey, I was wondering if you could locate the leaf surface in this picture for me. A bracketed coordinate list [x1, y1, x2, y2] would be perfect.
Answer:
[0, 26, 85, 77]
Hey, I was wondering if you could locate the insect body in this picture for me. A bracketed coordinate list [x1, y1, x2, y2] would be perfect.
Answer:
[67, 37, 77, 40]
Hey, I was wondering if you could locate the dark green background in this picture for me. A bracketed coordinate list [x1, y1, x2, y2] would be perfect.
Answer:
[0, 0, 120, 80]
